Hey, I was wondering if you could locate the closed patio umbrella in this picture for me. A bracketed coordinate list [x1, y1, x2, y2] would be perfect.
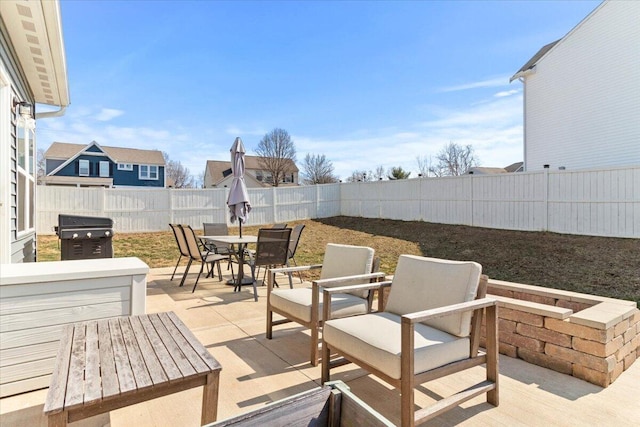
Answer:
[227, 137, 251, 237]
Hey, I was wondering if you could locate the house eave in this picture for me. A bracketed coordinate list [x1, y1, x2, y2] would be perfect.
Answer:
[0, 0, 70, 106]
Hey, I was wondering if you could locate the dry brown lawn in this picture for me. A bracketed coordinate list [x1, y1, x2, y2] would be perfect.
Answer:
[37, 216, 639, 304]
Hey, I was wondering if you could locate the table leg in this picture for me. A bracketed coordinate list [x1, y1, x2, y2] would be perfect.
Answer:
[201, 371, 220, 425]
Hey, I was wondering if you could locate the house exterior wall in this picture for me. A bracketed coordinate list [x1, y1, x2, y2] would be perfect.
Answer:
[523, 1, 640, 171]
[49, 151, 165, 188]
[0, 30, 36, 264]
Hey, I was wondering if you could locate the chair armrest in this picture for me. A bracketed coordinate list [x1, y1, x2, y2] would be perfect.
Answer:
[322, 280, 392, 296]
[313, 271, 386, 288]
[401, 298, 497, 324]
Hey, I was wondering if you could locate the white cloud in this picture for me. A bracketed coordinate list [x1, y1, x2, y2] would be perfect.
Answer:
[94, 108, 124, 121]
[438, 76, 512, 93]
[494, 89, 519, 98]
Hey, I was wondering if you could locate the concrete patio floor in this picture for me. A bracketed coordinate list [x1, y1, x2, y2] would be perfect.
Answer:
[1, 266, 639, 426]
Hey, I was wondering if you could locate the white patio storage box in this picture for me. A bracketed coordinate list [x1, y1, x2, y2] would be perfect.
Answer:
[0, 257, 148, 397]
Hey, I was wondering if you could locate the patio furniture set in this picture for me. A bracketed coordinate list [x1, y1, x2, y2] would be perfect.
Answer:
[41, 222, 498, 427]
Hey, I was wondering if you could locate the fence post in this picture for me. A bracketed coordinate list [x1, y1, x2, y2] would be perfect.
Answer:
[168, 188, 173, 226]
[316, 184, 321, 218]
[100, 187, 106, 217]
[469, 174, 474, 226]
[543, 167, 549, 231]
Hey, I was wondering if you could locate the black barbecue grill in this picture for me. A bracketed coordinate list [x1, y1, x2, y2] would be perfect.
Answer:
[55, 214, 114, 260]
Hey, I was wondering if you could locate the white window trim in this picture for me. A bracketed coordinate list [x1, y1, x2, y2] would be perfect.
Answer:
[99, 161, 110, 177]
[117, 163, 133, 171]
[139, 164, 159, 180]
[79, 159, 90, 176]
[16, 116, 36, 238]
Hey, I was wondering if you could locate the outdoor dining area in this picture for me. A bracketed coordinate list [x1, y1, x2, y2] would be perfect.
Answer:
[1, 138, 638, 427]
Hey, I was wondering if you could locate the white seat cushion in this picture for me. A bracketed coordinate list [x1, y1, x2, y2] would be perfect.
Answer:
[270, 288, 369, 323]
[324, 312, 470, 380]
[385, 255, 481, 337]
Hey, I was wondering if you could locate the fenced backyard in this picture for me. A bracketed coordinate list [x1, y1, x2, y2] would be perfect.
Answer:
[37, 165, 640, 238]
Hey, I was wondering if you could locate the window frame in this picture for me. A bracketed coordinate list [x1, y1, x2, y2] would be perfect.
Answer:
[117, 163, 133, 171]
[139, 164, 159, 180]
[79, 159, 90, 176]
[99, 161, 110, 177]
[16, 114, 36, 237]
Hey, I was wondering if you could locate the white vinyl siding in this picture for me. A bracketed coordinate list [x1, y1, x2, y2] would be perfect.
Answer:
[139, 164, 158, 180]
[522, 1, 640, 171]
[99, 161, 109, 177]
[78, 159, 89, 176]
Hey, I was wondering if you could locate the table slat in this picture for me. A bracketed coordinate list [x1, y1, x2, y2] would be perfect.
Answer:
[108, 318, 136, 393]
[149, 314, 196, 377]
[119, 317, 153, 389]
[139, 314, 183, 380]
[64, 323, 87, 408]
[98, 319, 120, 398]
[159, 312, 209, 373]
[130, 316, 168, 385]
[83, 321, 102, 404]
[166, 312, 221, 372]
[43, 324, 74, 414]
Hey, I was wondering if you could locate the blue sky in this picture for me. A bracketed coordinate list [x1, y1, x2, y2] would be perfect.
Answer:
[37, 0, 601, 181]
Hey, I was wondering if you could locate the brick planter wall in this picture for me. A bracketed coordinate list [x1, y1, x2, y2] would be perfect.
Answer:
[480, 279, 639, 388]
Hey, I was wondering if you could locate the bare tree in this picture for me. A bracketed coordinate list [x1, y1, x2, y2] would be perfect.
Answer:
[37, 148, 46, 184]
[255, 128, 297, 187]
[346, 170, 373, 183]
[372, 165, 385, 181]
[163, 152, 195, 188]
[387, 166, 411, 180]
[416, 155, 434, 177]
[429, 142, 479, 176]
[301, 153, 338, 185]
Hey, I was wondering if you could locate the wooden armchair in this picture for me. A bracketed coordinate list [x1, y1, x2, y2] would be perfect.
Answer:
[266, 243, 385, 366]
[321, 255, 498, 426]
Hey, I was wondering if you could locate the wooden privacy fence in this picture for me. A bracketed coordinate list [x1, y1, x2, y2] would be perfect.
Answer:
[37, 165, 640, 238]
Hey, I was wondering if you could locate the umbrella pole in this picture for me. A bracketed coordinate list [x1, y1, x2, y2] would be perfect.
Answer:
[239, 221, 243, 238]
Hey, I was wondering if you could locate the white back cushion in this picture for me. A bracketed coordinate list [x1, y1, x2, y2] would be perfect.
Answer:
[385, 255, 481, 337]
[320, 244, 375, 297]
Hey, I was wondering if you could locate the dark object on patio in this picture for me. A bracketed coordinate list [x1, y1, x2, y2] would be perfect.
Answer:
[321, 255, 499, 427]
[55, 214, 114, 261]
[246, 227, 292, 301]
[169, 223, 191, 282]
[208, 380, 393, 427]
[203, 222, 237, 278]
[178, 224, 227, 293]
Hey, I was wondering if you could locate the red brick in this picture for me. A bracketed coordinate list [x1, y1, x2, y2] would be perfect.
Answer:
[500, 332, 544, 352]
[614, 319, 630, 337]
[499, 342, 517, 357]
[545, 344, 613, 373]
[517, 323, 571, 347]
[499, 318, 517, 334]
[573, 365, 609, 388]
[517, 348, 573, 375]
[573, 335, 623, 357]
[556, 299, 591, 313]
[487, 287, 514, 298]
[513, 291, 556, 306]
[545, 318, 612, 343]
[624, 350, 637, 370]
[500, 308, 544, 327]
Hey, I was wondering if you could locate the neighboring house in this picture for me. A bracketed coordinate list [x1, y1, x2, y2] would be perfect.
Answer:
[203, 156, 299, 188]
[0, 0, 70, 263]
[467, 162, 524, 175]
[510, 0, 640, 172]
[42, 141, 166, 188]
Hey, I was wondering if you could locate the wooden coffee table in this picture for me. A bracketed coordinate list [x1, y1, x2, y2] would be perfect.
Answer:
[44, 311, 221, 426]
